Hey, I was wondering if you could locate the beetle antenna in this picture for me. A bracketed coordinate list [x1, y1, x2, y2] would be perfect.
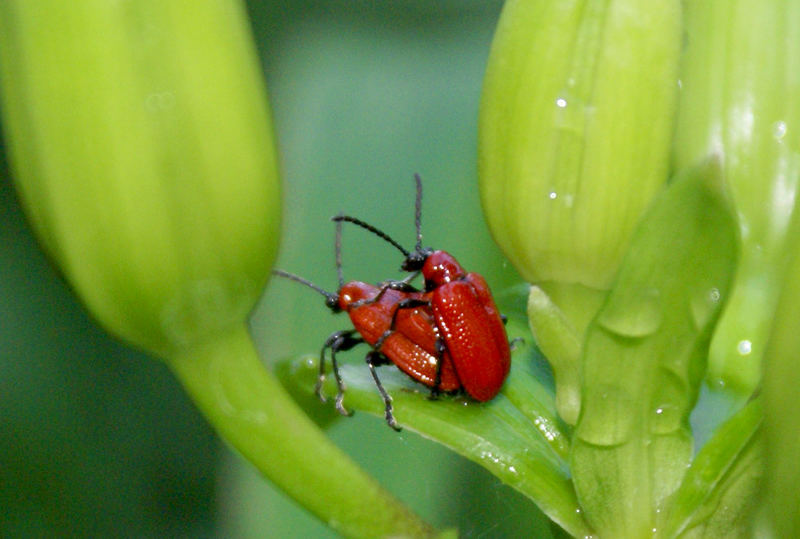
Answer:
[272, 269, 340, 310]
[331, 215, 410, 257]
[413, 173, 423, 253]
[334, 215, 344, 288]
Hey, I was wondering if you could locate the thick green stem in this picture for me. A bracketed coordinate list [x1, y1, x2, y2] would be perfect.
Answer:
[167, 325, 436, 539]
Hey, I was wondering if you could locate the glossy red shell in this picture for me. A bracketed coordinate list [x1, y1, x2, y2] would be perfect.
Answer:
[337, 248, 511, 401]
[423, 251, 511, 401]
[339, 282, 460, 391]
[429, 273, 510, 401]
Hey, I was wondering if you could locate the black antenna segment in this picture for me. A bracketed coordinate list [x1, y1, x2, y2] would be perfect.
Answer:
[331, 215, 410, 258]
[413, 173, 423, 253]
[271, 269, 341, 311]
[331, 174, 433, 272]
[334, 215, 344, 288]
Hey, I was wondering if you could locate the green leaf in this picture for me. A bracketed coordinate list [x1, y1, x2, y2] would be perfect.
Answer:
[662, 399, 762, 538]
[275, 318, 592, 538]
[571, 160, 739, 537]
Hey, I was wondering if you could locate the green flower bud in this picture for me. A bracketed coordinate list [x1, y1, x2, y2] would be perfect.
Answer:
[479, 0, 681, 301]
[0, 1, 280, 357]
[673, 0, 800, 396]
[0, 5, 440, 537]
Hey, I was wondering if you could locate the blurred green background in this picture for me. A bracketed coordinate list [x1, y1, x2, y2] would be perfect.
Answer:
[0, 1, 550, 536]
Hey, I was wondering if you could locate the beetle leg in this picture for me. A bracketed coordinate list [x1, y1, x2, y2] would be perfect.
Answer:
[365, 350, 401, 431]
[349, 276, 421, 310]
[349, 284, 390, 309]
[379, 279, 420, 293]
[378, 270, 422, 291]
[318, 329, 361, 416]
[353, 278, 414, 309]
[497, 312, 526, 350]
[373, 297, 430, 351]
[428, 336, 447, 400]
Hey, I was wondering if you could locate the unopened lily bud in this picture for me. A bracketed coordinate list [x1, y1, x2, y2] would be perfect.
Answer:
[0, 7, 447, 536]
[0, 1, 280, 357]
[673, 0, 800, 396]
[479, 0, 681, 333]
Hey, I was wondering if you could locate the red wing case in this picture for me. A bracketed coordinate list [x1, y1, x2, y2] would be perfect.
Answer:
[431, 279, 510, 401]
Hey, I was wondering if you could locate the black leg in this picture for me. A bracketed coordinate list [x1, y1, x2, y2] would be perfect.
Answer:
[373, 297, 431, 351]
[498, 313, 525, 349]
[509, 337, 524, 351]
[348, 275, 422, 310]
[428, 336, 447, 400]
[365, 350, 401, 431]
[317, 329, 361, 416]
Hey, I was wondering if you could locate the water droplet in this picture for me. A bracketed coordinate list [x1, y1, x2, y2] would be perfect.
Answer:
[651, 403, 682, 434]
[737, 339, 752, 356]
[534, 416, 560, 442]
[773, 120, 788, 141]
[554, 90, 588, 138]
[575, 384, 635, 446]
[650, 368, 687, 435]
[690, 286, 722, 330]
[545, 189, 577, 207]
[596, 287, 662, 338]
[478, 450, 519, 478]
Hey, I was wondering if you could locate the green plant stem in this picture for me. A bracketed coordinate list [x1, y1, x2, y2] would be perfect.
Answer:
[167, 325, 436, 539]
[527, 285, 582, 425]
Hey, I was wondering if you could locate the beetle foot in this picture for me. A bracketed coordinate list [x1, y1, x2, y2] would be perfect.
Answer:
[385, 407, 401, 432]
[335, 392, 353, 417]
[314, 377, 327, 403]
[509, 337, 525, 351]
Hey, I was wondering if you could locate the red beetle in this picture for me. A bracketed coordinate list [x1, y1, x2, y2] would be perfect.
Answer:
[333, 174, 511, 402]
[273, 224, 459, 430]
[274, 175, 510, 429]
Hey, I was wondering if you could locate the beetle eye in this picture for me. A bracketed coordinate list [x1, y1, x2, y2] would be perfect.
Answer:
[326, 295, 342, 312]
[401, 248, 432, 271]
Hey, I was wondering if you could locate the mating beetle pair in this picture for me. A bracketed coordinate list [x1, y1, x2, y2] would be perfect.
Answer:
[274, 175, 511, 430]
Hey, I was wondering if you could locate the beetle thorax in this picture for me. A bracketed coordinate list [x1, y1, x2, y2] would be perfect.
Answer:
[338, 281, 374, 311]
[422, 250, 466, 287]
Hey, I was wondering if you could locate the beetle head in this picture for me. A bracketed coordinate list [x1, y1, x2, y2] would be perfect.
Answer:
[421, 250, 466, 287]
[400, 246, 434, 272]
